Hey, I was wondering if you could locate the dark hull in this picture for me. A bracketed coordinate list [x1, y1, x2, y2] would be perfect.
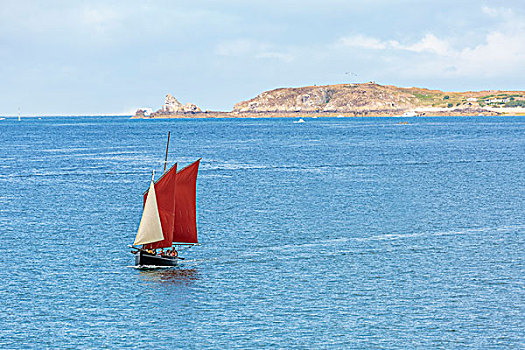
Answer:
[135, 250, 178, 267]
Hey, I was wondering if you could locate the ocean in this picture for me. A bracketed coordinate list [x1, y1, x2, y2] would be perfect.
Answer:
[0, 116, 523, 349]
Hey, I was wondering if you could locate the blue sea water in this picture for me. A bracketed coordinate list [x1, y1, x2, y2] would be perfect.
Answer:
[0, 116, 524, 349]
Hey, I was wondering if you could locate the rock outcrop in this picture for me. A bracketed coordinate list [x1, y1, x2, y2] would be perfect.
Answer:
[133, 109, 148, 118]
[140, 94, 202, 117]
[184, 103, 201, 113]
[162, 94, 185, 113]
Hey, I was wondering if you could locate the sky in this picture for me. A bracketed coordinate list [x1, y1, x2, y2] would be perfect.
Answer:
[1, 0, 524, 115]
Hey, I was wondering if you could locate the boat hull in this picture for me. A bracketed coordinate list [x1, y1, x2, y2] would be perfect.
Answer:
[135, 250, 178, 267]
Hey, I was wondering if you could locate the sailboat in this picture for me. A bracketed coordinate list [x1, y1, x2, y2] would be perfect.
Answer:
[130, 133, 201, 267]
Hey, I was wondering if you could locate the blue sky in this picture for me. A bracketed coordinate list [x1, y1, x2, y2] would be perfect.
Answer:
[1, 0, 524, 115]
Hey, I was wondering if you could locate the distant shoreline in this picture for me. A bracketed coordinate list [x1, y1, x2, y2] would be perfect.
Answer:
[0, 114, 132, 118]
[132, 82, 525, 119]
[131, 109, 525, 119]
[6, 110, 522, 119]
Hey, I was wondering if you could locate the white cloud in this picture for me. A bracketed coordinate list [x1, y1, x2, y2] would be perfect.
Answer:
[335, 6, 525, 79]
[481, 6, 514, 18]
[215, 39, 294, 62]
[337, 34, 391, 50]
[401, 34, 451, 56]
[337, 33, 450, 55]
[80, 6, 123, 34]
[455, 30, 525, 75]
[255, 51, 294, 62]
[215, 39, 255, 56]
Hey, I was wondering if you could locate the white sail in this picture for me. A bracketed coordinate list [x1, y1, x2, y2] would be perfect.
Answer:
[133, 178, 164, 246]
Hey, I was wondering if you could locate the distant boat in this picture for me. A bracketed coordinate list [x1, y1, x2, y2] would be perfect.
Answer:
[18, 108, 21, 122]
[0, 117, 5, 121]
[401, 111, 418, 117]
[130, 132, 201, 267]
[294, 118, 305, 123]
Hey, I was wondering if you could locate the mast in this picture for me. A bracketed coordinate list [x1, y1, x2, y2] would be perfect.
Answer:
[163, 131, 170, 173]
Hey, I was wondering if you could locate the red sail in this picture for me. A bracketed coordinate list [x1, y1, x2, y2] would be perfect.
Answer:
[144, 163, 177, 249]
[173, 159, 200, 244]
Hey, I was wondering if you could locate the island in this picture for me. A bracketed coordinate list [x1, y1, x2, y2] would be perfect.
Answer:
[132, 82, 525, 119]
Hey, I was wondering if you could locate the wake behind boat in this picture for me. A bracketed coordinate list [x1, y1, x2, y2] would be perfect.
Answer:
[130, 132, 200, 267]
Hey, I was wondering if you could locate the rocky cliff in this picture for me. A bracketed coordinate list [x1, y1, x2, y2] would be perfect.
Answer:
[134, 94, 201, 118]
[233, 83, 525, 115]
[160, 94, 201, 113]
[233, 83, 416, 113]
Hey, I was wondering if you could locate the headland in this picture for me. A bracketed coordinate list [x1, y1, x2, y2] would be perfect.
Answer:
[132, 82, 525, 119]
